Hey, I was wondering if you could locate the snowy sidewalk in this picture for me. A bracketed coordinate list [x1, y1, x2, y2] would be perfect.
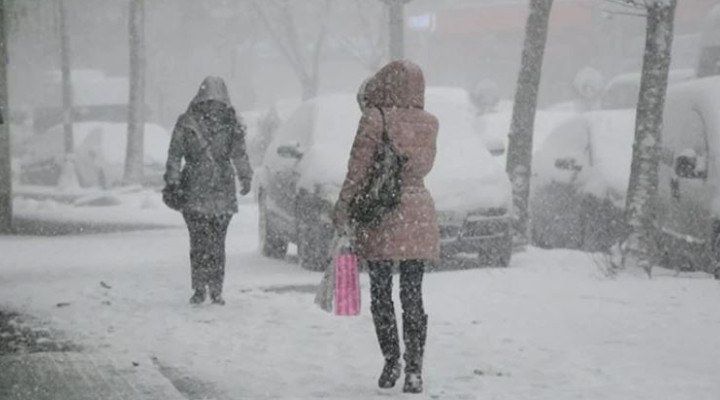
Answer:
[2, 204, 720, 399]
[0, 352, 186, 400]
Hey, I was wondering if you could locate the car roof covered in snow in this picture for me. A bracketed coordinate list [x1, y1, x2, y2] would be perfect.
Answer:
[286, 89, 511, 212]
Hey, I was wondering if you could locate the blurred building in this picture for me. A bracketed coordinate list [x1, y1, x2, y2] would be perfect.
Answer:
[407, 0, 717, 105]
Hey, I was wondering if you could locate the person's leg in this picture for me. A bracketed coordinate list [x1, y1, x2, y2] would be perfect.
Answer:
[183, 213, 212, 303]
[399, 259, 428, 393]
[208, 214, 232, 304]
[368, 261, 401, 388]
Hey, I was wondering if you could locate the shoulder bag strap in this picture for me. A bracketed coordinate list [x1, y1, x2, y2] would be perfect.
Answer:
[377, 107, 389, 145]
[187, 117, 217, 164]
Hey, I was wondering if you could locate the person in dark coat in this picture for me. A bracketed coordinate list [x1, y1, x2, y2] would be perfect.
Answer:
[333, 61, 440, 394]
[165, 76, 253, 305]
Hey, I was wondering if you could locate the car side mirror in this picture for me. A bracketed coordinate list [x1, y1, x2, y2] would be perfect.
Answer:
[674, 152, 706, 179]
[277, 145, 303, 160]
[554, 157, 582, 172]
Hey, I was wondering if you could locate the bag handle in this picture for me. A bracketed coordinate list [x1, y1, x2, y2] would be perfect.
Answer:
[377, 107, 390, 146]
[376, 108, 408, 163]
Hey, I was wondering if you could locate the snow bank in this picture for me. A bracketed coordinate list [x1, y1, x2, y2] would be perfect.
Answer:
[13, 187, 183, 227]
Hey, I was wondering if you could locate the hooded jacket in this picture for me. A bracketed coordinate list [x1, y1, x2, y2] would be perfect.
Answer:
[165, 77, 253, 215]
[336, 61, 440, 262]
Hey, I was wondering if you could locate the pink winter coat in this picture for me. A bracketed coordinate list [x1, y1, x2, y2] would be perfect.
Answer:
[335, 61, 440, 262]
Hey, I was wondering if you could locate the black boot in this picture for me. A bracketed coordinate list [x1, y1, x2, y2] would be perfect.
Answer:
[378, 359, 402, 389]
[189, 287, 206, 304]
[403, 313, 428, 394]
[209, 287, 225, 305]
[373, 308, 401, 388]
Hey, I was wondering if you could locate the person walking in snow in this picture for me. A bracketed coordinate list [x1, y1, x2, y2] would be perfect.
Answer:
[333, 61, 439, 394]
[164, 76, 253, 306]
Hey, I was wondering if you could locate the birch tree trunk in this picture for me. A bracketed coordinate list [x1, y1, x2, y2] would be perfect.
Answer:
[622, 0, 678, 276]
[58, 0, 73, 155]
[124, 0, 146, 185]
[505, 0, 553, 245]
[0, 0, 11, 233]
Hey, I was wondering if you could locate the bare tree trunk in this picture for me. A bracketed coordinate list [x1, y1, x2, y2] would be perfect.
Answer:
[622, 0, 677, 276]
[124, 0, 146, 185]
[58, 0, 73, 155]
[505, 0, 553, 245]
[382, 0, 411, 61]
[0, 0, 12, 234]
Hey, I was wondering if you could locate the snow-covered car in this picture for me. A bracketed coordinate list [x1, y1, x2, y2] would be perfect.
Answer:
[257, 90, 513, 270]
[473, 104, 576, 164]
[655, 76, 720, 278]
[20, 122, 171, 188]
[697, 4, 720, 78]
[530, 71, 698, 251]
[600, 69, 695, 111]
[530, 111, 635, 251]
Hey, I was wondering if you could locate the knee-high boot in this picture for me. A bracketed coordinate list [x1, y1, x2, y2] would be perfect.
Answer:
[402, 313, 428, 393]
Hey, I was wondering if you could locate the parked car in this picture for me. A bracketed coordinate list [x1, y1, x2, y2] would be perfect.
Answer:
[530, 71, 697, 251]
[474, 104, 576, 164]
[20, 122, 170, 188]
[530, 110, 635, 251]
[655, 76, 720, 278]
[697, 4, 720, 78]
[600, 69, 695, 111]
[256, 89, 513, 270]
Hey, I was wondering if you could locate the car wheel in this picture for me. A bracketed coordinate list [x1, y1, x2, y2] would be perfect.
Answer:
[298, 218, 333, 272]
[259, 191, 288, 259]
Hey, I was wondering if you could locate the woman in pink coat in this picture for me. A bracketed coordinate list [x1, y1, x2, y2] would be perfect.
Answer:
[334, 61, 439, 394]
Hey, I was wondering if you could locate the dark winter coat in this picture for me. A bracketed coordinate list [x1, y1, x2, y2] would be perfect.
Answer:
[335, 61, 440, 262]
[165, 77, 253, 215]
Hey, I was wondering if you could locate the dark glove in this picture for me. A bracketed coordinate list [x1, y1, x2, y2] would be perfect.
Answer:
[162, 183, 186, 211]
[240, 177, 252, 196]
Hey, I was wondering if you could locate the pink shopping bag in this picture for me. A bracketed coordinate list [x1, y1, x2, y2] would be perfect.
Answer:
[334, 251, 361, 316]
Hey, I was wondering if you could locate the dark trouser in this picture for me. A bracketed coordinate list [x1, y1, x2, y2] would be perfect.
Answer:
[368, 260, 428, 374]
[183, 212, 232, 296]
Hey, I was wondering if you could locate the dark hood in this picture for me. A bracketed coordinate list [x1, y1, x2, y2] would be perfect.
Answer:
[190, 76, 232, 108]
[365, 61, 425, 109]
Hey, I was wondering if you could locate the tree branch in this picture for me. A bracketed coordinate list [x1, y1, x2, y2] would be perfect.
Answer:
[250, 0, 307, 77]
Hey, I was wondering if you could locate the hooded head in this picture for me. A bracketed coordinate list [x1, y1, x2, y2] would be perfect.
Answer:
[356, 77, 371, 112]
[365, 61, 425, 110]
[190, 76, 232, 109]
[187, 76, 237, 131]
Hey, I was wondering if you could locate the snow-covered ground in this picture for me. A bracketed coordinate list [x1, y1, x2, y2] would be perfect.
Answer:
[2, 203, 720, 399]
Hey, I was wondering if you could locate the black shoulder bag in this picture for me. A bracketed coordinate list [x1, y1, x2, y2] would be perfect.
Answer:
[348, 108, 409, 227]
